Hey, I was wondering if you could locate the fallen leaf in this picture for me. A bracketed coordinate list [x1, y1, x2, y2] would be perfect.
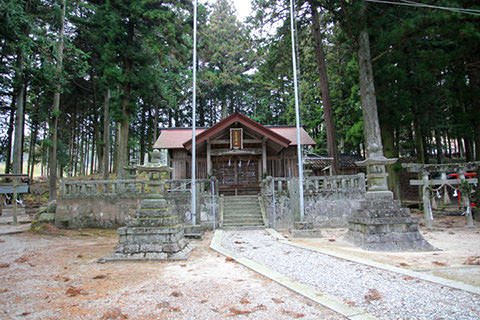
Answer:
[272, 298, 284, 304]
[0, 263, 10, 268]
[200, 299, 208, 303]
[399, 263, 409, 267]
[365, 289, 382, 302]
[101, 308, 128, 320]
[93, 274, 107, 279]
[15, 256, 29, 263]
[170, 291, 183, 297]
[66, 287, 87, 297]
[0, 289, 8, 293]
[432, 261, 447, 266]
[157, 301, 170, 309]
[328, 238, 336, 242]
[464, 256, 480, 265]
[281, 309, 304, 318]
[21, 312, 31, 316]
[169, 307, 181, 312]
[240, 298, 251, 304]
[253, 304, 267, 311]
[225, 257, 234, 262]
[228, 307, 251, 316]
[343, 299, 355, 306]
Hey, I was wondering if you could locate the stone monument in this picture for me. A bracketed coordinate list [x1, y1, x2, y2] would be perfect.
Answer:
[100, 149, 192, 262]
[345, 29, 433, 251]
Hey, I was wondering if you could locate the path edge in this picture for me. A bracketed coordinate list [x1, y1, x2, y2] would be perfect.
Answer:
[210, 229, 378, 320]
[266, 228, 480, 296]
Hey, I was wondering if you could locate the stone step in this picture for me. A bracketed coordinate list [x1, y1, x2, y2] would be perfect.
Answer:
[223, 221, 264, 226]
[224, 221, 264, 225]
[223, 213, 263, 219]
[224, 199, 260, 204]
[224, 206, 260, 211]
[223, 216, 263, 221]
[223, 225, 264, 230]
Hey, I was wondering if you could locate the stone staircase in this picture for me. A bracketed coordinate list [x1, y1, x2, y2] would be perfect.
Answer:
[222, 195, 265, 229]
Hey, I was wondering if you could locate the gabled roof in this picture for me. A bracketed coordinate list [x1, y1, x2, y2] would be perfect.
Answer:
[183, 113, 290, 150]
[153, 113, 316, 149]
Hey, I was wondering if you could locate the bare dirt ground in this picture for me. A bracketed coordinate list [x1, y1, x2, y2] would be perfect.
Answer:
[289, 210, 480, 287]
[0, 227, 343, 320]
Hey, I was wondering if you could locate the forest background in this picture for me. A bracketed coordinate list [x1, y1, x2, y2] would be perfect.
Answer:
[1, 0, 479, 199]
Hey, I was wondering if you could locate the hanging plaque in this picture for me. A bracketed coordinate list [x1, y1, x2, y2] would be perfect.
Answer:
[230, 128, 243, 149]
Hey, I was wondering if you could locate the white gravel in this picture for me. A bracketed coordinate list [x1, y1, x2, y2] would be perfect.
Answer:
[220, 230, 480, 320]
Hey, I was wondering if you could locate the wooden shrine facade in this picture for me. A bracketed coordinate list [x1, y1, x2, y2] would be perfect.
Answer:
[153, 113, 316, 193]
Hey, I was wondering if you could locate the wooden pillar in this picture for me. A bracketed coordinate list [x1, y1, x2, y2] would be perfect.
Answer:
[262, 138, 267, 175]
[258, 159, 262, 182]
[207, 140, 212, 176]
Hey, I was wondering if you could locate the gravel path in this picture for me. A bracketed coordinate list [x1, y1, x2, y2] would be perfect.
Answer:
[221, 230, 480, 320]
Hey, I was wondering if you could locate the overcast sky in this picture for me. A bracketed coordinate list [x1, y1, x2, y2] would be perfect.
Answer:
[200, 0, 252, 22]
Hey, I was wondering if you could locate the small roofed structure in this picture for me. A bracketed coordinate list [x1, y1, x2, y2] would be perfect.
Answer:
[154, 113, 316, 194]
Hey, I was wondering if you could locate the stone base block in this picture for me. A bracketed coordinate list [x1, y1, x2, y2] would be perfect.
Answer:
[346, 198, 435, 251]
[99, 243, 194, 262]
[290, 221, 322, 238]
[184, 225, 203, 239]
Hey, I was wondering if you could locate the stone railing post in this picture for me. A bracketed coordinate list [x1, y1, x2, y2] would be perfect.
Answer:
[421, 171, 433, 228]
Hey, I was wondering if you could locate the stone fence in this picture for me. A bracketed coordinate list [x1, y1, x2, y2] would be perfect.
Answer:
[56, 178, 218, 229]
[261, 174, 366, 229]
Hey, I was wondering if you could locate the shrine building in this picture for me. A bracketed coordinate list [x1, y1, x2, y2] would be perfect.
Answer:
[153, 112, 316, 194]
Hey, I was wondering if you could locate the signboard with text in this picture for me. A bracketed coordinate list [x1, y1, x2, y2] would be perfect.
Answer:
[230, 128, 243, 149]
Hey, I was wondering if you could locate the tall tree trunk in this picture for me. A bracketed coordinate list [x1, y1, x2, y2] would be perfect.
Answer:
[474, 123, 480, 161]
[5, 94, 16, 173]
[464, 137, 473, 162]
[139, 104, 147, 165]
[310, 4, 339, 174]
[28, 120, 38, 180]
[117, 21, 133, 178]
[434, 129, 444, 164]
[153, 103, 159, 147]
[90, 118, 96, 175]
[49, 0, 66, 200]
[413, 117, 425, 163]
[103, 89, 110, 179]
[12, 50, 25, 175]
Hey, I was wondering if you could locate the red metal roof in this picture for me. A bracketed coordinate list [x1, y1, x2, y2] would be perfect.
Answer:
[153, 114, 316, 149]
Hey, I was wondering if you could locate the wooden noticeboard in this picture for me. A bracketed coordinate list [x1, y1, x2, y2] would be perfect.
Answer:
[230, 128, 243, 149]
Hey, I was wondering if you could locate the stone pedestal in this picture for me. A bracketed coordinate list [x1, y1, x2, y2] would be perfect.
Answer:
[345, 192, 434, 251]
[100, 197, 192, 262]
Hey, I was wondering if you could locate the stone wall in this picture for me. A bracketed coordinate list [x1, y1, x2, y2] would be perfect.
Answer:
[56, 196, 141, 229]
[262, 174, 366, 229]
[56, 179, 218, 229]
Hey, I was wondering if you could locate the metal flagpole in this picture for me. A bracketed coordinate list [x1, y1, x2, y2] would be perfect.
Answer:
[289, 0, 305, 220]
[191, 0, 197, 225]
